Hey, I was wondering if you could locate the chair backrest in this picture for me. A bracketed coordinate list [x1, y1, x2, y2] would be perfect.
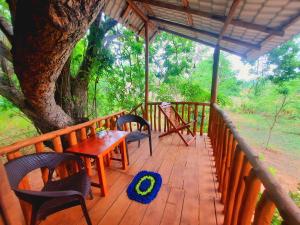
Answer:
[159, 102, 184, 128]
[116, 114, 149, 131]
[4, 152, 80, 189]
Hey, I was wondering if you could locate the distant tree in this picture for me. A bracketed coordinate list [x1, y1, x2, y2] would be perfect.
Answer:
[267, 38, 300, 84]
[263, 37, 300, 149]
[151, 32, 195, 82]
[265, 87, 289, 150]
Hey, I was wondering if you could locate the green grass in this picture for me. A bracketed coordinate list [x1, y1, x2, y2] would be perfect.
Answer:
[227, 111, 300, 158]
[0, 110, 36, 146]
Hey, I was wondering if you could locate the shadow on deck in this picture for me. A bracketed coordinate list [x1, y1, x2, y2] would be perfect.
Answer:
[33, 132, 223, 225]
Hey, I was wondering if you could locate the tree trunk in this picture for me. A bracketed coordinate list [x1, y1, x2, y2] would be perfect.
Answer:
[11, 0, 103, 132]
[55, 58, 74, 117]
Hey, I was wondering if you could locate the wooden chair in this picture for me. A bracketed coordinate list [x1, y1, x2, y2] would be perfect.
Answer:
[158, 102, 196, 146]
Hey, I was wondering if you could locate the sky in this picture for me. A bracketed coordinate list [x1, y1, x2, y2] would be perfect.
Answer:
[227, 54, 257, 81]
[195, 44, 257, 81]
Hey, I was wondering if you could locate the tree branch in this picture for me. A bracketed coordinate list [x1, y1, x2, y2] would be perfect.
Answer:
[0, 41, 12, 62]
[0, 76, 25, 109]
[0, 16, 13, 43]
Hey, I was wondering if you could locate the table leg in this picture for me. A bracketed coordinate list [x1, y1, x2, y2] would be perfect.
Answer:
[120, 140, 128, 170]
[105, 154, 111, 167]
[95, 156, 108, 196]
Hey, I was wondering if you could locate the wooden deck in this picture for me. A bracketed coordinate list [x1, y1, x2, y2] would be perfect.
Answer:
[36, 132, 223, 225]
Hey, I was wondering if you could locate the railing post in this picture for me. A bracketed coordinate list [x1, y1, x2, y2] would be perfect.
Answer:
[0, 162, 26, 225]
[144, 21, 149, 121]
[208, 46, 220, 137]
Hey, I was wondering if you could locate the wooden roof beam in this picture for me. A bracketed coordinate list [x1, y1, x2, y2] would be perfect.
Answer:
[126, 0, 148, 22]
[182, 0, 193, 25]
[159, 27, 245, 57]
[134, 0, 284, 36]
[120, 4, 132, 25]
[218, 0, 242, 45]
[150, 16, 260, 49]
[126, 0, 158, 37]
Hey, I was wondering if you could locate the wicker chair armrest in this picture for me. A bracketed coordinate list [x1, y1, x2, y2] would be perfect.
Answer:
[14, 189, 83, 204]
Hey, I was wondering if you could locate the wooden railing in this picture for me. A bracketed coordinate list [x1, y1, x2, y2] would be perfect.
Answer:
[0, 110, 126, 225]
[209, 103, 300, 225]
[1, 103, 299, 225]
[130, 102, 210, 135]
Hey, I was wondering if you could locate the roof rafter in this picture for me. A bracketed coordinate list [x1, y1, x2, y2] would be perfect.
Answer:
[133, 0, 285, 36]
[126, 0, 158, 37]
[150, 16, 260, 49]
[159, 27, 244, 57]
[217, 0, 241, 44]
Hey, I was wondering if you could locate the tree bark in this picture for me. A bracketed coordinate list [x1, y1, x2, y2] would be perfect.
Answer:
[55, 58, 74, 117]
[71, 14, 117, 119]
[11, 0, 103, 132]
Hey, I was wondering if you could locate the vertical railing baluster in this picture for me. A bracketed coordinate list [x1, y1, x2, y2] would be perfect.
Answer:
[158, 106, 161, 132]
[230, 157, 252, 225]
[223, 146, 244, 225]
[6, 151, 31, 224]
[237, 169, 261, 225]
[154, 104, 157, 131]
[187, 104, 191, 135]
[150, 104, 153, 130]
[80, 127, 92, 176]
[219, 127, 229, 192]
[181, 104, 185, 134]
[35, 142, 48, 183]
[200, 105, 205, 136]
[193, 104, 198, 136]
[221, 132, 235, 204]
[252, 190, 276, 225]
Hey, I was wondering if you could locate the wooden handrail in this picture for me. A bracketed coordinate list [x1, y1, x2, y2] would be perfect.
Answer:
[128, 103, 144, 115]
[129, 102, 210, 136]
[210, 103, 300, 225]
[148, 101, 210, 106]
[0, 110, 126, 155]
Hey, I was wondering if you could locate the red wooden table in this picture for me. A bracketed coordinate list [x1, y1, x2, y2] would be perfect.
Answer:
[66, 130, 128, 196]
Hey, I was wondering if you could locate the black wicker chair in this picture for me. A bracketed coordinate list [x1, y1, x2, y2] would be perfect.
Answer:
[117, 114, 152, 164]
[4, 152, 92, 225]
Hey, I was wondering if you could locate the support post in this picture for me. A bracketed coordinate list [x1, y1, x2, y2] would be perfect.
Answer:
[210, 46, 220, 103]
[208, 46, 220, 136]
[144, 22, 149, 120]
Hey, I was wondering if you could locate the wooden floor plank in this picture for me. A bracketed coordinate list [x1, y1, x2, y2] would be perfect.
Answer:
[160, 188, 185, 225]
[38, 133, 223, 225]
[78, 174, 131, 225]
[97, 187, 132, 225]
[180, 193, 200, 225]
[118, 201, 148, 225]
[140, 185, 171, 225]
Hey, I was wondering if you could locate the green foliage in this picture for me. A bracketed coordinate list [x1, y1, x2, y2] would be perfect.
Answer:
[267, 39, 300, 84]
[89, 29, 146, 115]
[151, 32, 195, 82]
[271, 184, 300, 224]
[71, 39, 87, 76]
[0, 0, 11, 20]
[236, 78, 300, 119]
[0, 96, 14, 111]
